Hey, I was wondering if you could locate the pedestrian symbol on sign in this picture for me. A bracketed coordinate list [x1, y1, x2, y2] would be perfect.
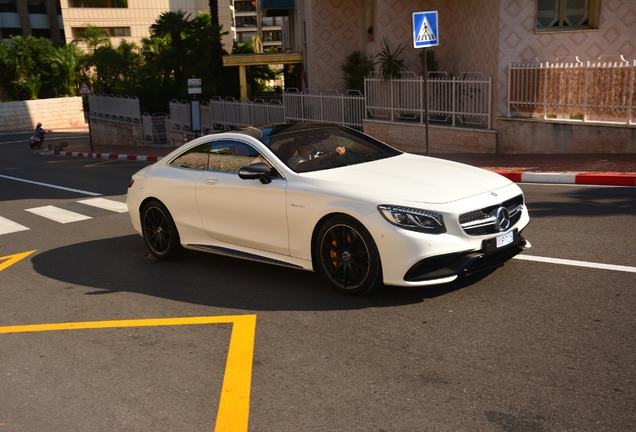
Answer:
[416, 17, 436, 43]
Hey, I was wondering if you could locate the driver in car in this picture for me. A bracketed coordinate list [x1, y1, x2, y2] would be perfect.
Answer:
[288, 137, 346, 172]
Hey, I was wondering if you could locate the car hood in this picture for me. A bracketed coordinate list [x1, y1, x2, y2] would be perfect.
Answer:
[297, 153, 512, 204]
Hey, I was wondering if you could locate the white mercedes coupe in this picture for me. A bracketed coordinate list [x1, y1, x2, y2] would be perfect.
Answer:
[127, 123, 530, 295]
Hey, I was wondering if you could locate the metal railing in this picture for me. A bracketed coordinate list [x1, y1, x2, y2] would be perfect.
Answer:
[141, 113, 167, 143]
[167, 74, 492, 133]
[508, 57, 636, 124]
[88, 94, 141, 123]
[168, 91, 362, 132]
[168, 100, 192, 132]
[206, 97, 285, 130]
[365, 71, 492, 129]
[283, 88, 365, 129]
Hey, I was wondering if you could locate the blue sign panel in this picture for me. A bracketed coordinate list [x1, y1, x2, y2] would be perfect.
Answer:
[412, 11, 439, 48]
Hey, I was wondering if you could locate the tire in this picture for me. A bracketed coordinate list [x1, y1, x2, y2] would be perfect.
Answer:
[141, 200, 185, 260]
[315, 215, 382, 295]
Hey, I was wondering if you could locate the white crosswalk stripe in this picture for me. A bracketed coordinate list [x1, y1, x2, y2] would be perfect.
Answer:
[77, 197, 128, 213]
[25, 205, 93, 224]
[1, 198, 128, 236]
[0, 216, 30, 235]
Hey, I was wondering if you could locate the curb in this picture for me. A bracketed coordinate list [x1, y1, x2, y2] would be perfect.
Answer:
[496, 171, 636, 187]
[44, 150, 636, 187]
[50, 150, 163, 162]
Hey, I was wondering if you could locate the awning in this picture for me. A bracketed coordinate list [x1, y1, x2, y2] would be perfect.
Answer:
[262, 0, 295, 16]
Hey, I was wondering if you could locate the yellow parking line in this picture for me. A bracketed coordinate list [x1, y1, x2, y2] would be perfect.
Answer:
[0, 250, 36, 272]
[0, 315, 257, 432]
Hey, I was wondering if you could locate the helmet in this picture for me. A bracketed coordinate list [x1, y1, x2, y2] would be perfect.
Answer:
[37, 122, 42, 127]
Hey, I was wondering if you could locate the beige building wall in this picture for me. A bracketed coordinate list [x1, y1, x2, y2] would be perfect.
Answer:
[496, 0, 636, 118]
[60, 0, 233, 52]
[304, 0, 468, 93]
[305, 0, 636, 124]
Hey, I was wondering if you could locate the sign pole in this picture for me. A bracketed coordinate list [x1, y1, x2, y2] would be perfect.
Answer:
[188, 78, 202, 137]
[79, 82, 94, 153]
[424, 47, 429, 156]
[412, 10, 439, 158]
[86, 96, 94, 153]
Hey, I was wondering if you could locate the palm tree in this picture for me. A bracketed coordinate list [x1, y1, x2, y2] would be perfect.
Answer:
[376, 38, 406, 80]
[49, 43, 85, 96]
[150, 10, 192, 84]
[12, 74, 42, 100]
[72, 24, 111, 52]
[208, 0, 224, 88]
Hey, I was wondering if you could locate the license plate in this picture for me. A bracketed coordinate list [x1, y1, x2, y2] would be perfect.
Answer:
[496, 231, 514, 248]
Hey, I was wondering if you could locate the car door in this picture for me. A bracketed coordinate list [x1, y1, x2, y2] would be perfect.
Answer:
[195, 139, 289, 256]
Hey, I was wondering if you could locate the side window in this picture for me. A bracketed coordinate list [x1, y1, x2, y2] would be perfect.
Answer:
[208, 141, 281, 177]
[169, 143, 210, 170]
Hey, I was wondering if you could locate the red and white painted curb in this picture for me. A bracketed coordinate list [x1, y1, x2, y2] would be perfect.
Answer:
[496, 171, 636, 187]
[46, 150, 636, 186]
[51, 150, 163, 162]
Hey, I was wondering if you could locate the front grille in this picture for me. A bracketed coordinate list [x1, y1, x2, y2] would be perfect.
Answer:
[459, 194, 524, 236]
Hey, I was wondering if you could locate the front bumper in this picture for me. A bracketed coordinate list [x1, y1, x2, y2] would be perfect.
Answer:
[403, 230, 528, 283]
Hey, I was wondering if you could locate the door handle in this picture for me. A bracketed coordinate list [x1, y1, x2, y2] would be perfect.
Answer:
[204, 178, 218, 185]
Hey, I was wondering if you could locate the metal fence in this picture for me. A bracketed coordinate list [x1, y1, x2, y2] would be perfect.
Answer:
[283, 88, 365, 129]
[205, 97, 285, 130]
[508, 57, 636, 124]
[168, 100, 192, 132]
[141, 113, 168, 143]
[168, 90, 363, 133]
[88, 94, 141, 123]
[365, 71, 492, 129]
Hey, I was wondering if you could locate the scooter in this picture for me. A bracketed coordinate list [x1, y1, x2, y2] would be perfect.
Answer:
[29, 133, 44, 149]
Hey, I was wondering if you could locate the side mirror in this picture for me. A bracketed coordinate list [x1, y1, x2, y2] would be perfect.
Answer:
[238, 162, 272, 184]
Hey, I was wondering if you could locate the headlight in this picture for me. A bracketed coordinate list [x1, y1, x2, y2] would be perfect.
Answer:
[378, 205, 446, 234]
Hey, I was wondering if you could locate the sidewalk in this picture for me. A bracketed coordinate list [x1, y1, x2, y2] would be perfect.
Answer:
[42, 143, 636, 187]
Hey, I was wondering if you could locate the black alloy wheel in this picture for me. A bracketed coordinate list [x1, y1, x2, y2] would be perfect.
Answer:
[141, 201, 184, 260]
[315, 215, 382, 295]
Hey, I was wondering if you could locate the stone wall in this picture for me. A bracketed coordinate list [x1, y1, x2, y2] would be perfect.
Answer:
[88, 118, 142, 147]
[363, 120, 497, 154]
[0, 97, 87, 132]
[497, 118, 636, 154]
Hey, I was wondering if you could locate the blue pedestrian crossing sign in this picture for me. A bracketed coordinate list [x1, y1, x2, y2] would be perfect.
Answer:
[412, 11, 439, 48]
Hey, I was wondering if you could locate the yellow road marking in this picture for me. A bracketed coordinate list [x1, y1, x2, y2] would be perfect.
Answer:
[0, 250, 36, 272]
[0, 315, 257, 432]
[84, 159, 118, 167]
[84, 160, 150, 167]
[46, 159, 83, 163]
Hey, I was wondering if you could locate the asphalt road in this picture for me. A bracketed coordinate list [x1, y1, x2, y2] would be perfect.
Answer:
[1, 133, 635, 432]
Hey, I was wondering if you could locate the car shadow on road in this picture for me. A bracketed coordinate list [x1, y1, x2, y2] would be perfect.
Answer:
[31, 235, 496, 312]
[525, 185, 636, 218]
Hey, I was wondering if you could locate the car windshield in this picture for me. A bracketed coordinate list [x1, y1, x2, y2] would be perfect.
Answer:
[239, 124, 402, 173]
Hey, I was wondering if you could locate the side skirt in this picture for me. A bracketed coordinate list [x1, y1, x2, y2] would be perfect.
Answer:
[188, 244, 305, 269]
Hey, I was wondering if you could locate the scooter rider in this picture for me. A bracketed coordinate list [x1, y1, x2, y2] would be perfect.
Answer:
[34, 122, 45, 143]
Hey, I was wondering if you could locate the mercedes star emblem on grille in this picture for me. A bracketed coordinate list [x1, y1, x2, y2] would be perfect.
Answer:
[495, 206, 511, 231]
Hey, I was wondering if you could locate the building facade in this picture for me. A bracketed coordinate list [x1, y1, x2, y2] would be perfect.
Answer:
[59, 0, 234, 52]
[302, 0, 635, 123]
[0, 0, 64, 46]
